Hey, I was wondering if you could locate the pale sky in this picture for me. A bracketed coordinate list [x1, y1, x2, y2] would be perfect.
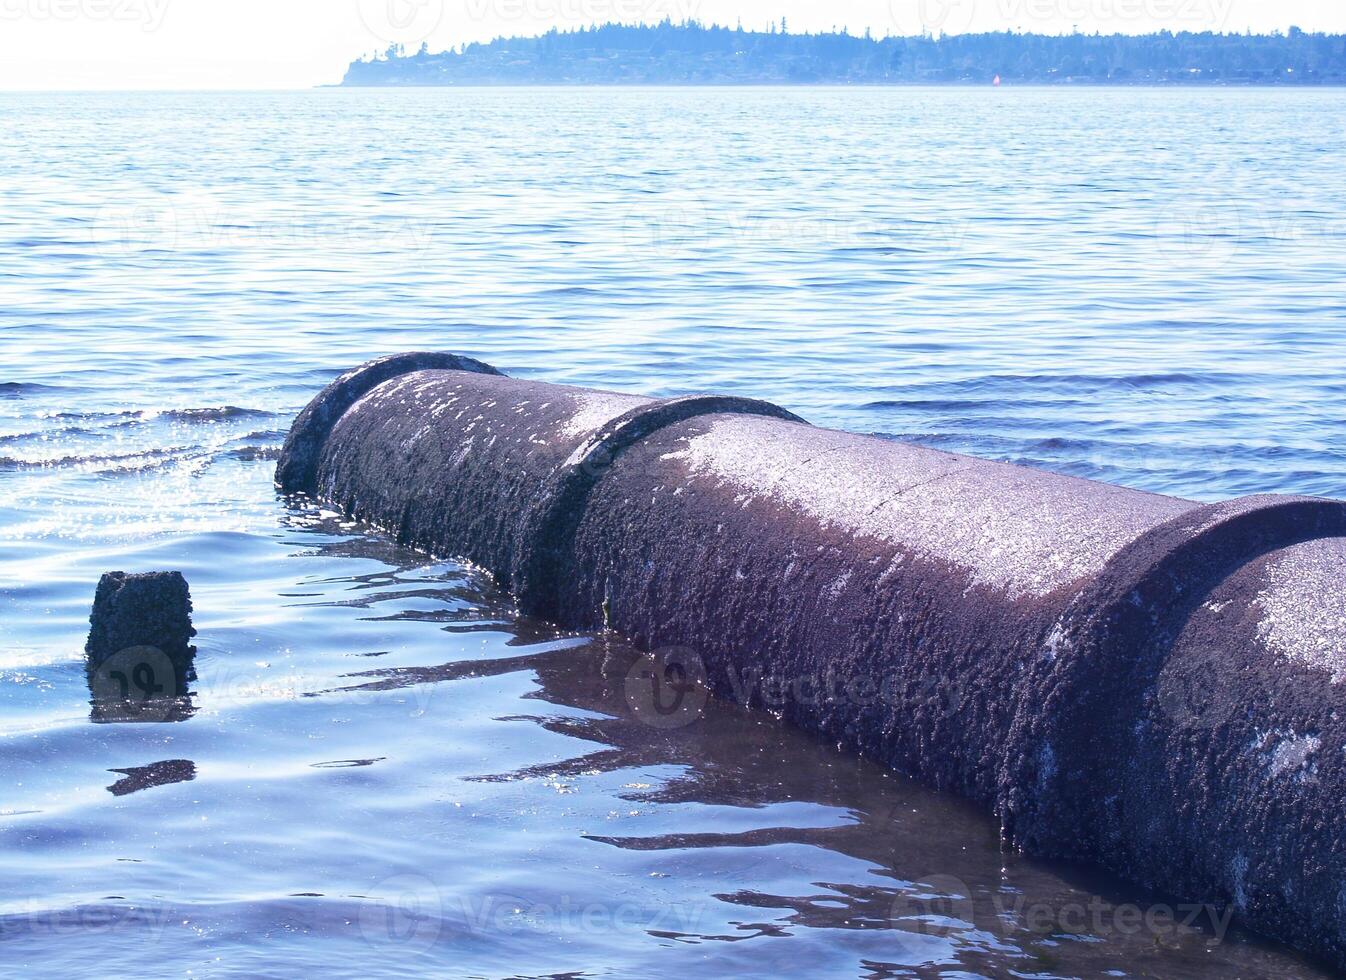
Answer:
[0, 0, 1341, 89]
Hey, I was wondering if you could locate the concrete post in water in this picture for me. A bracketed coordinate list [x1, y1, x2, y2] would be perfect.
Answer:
[278, 352, 1346, 969]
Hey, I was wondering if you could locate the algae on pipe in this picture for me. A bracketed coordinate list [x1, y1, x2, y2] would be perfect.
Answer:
[278, 352, 1346, 971]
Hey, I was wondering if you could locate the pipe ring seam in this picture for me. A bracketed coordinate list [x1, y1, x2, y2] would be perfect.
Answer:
[511, 394, 808, 618]
[998, 493, 1346, 851]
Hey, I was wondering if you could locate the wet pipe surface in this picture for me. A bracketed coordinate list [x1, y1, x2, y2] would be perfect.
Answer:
[278, 352, 1346, 971]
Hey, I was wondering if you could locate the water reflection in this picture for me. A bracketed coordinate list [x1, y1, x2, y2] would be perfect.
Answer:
[86, 642, 197, 724]
[4, 508, 1331, 978]
[106, 759, 197, 797]
[4, 85, 1345, 978]
[316, 573, 1319, 979]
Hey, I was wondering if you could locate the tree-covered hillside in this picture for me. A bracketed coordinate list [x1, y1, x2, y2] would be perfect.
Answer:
[343, 21, 1346, 85]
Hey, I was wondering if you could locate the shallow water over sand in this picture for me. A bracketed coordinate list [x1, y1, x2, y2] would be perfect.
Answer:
[2, 87, 1344, 977]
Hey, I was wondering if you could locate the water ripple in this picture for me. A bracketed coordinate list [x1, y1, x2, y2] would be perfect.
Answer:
[1, 87, 1343, 978]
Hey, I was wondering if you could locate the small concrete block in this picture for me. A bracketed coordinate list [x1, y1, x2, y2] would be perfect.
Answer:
[85, 571, 196, 668]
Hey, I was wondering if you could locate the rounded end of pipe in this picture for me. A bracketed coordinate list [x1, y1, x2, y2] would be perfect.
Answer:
[275, 351, 503, 495]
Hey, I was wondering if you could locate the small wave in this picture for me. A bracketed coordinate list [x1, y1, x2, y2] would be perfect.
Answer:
[862, 397, 1087, 411]
[0, 447, 184, 473]
[869, 372, 1225, 399]
[157, 406, 277, 422]
[0, 382, 62, 398]
[217, 445, 281, 462]
[830, 245, 922, 256]
[44, 405, 277, 424]
[533, 285, 605, 296]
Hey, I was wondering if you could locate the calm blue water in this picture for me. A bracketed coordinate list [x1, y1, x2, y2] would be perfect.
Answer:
[2, 87, 1344, 978]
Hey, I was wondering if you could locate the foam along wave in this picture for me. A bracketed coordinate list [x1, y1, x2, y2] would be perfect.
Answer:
[40, 406, 279, 424]
[215, 445, 281, 462]
[0, 447, 188, 474]
[0, 442, 282, 475]
[153, 406, 279, 423]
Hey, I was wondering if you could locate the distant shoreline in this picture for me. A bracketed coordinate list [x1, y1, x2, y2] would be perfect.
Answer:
[343, 22, 1346, 88]
[334, 80, 1346, 88]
